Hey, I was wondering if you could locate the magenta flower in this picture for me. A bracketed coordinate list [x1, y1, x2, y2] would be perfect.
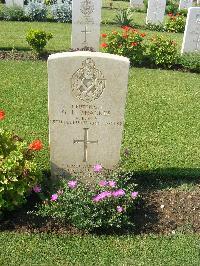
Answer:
[131, 191, 138, 199]
[68, 180, 77, 189]
[93, 191, 112, 202]
[51, 194, 58, 201]
[112, 189, 125, 198]
[33, 185, 41, 193]
[117, 206, 124, 213]
[99, 180, 108, 187]
[108, 180, 116, 188]
[93, 164, 102, 172]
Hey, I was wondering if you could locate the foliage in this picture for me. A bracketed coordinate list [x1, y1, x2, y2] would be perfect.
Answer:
[26, 29, 53, 55]
[145, 23, 165, 32]
[0, 5, 25, 21]
[0, 111, 42, 212]
[36, 166, 139, 231]
[146, 35, 178, 68]
[179, 52, 200, 73]
[114, 8, 133, 26]
[166, 0, 179, 15]
[25, 1, 47, 21]
[101, 26, 146, 66]
[51, 0, 72, 23]
[165, 13, 185, 33]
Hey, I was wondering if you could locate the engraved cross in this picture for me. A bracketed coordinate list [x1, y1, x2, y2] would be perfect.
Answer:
[81, 25, 91, 45]
[73, 128, 98, 162]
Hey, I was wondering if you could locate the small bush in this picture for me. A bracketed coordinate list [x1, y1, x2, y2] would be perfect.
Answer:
[145, 23, 165, 32]
[165, 13, 185, 33]
[26, 29, 53, 55]
[114, 8, 133, 26]
[101, 27, 147, 66]
[51, 0, 72, 23]
[179, 52, 200, 73]
[25, 1, 47, 21]
[166, 0, 179, 15]
[1, 5, 25, 21]
[0, 110, 42, 212]
[146, 35, 178, 68]
[36, 165, 139, 232]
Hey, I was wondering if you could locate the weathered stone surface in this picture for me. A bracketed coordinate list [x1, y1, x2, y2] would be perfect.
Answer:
[48, 52, 130, 183]
[179, 0, 193, 10]
[5, 0, 24, 7]
[130, 0, 144, 8]
[146, 0, 166, 25]
[72, 0, 102, 51]
[181, 7, 200, 53]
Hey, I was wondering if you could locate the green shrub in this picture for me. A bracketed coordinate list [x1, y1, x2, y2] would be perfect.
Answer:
[101, 27, 147, 66]
[179, 52, 200, 73]
[165, 14, 185, 33]
[36, 165, 139, 232]
[166, 0, 179, 15]
[26, 29, 53, 55]
[1, 5, 25, 21]
[146, 35, 178, 68]
[0, 110, 42, 212]
[114, 8, 133, 26]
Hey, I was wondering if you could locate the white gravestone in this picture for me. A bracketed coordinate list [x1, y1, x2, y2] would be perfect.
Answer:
[72, 0, 102, 51]
[130, 0, 144, 8]
[48, 52, 130, 182]
[179, 0, 193, 10]
[5, 0, 24, 7]
[181, 7, 200, 53]
[146, 0, 166, 25]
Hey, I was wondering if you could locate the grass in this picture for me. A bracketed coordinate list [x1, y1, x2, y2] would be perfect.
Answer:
[0, 233, 199, 265]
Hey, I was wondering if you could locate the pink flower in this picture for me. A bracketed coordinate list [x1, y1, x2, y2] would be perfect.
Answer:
[117, 206, 124, 213]
[131, 191, 138, 199]
[93, 191, 112, 202]
[112, 189, 125, 198]
[33, 185, 41, 193]
[99, 180, 108, 187]
[51, 194, 58, 201]
[93, 164, 102, 172]
[68, 180, 77, 189]
[108, 180, 116, 188]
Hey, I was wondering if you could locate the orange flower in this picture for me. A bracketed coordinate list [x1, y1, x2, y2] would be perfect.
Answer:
[122, 33, 129, 39]
[29, 139, 43, 151]
[122, 26, 131, 32]
[0, 110, 5, 120]
[131, 42, 138, 47]
[101, 43, 108, 48]
[140, 33, 146, 37]
[101, 33, 107, 38]
[112, 30, 118, 35]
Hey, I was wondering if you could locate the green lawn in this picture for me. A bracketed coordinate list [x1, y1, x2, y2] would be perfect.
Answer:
[0, 233, 199, 265]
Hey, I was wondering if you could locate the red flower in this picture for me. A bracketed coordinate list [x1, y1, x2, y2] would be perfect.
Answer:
[29, 139, 43, 151]
[122, 26, 131, 32]
[140, 33, 146, 37]
[0, 110, 5, 120]
[131, 42, 138, 47]
[101, 33, 107, 38]
[168, 13, 173, 17]
[101, 43, 108, 48]
[122, 33, 129, 39]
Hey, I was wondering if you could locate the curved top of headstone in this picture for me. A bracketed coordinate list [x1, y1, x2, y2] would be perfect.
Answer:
[48, 51, 130, 64]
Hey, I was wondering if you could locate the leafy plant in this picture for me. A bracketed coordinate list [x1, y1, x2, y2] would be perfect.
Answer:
[166, 0, 179, 15]
[101, 27, 147, 66]
[179, 52, 200, 73]
[51, 0, 72, 23]
[146, 35, 178, 68]
[36, 165, 139, 232]
[26, 29, 53, 55]
[25, 1, 47, 21]
[165, 13, 185, 33]
[0, 110, 42, 212]
[114, 8, 133, 26]
[1, 5, 25, 21]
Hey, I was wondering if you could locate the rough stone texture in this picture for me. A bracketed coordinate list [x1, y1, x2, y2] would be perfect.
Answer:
[146, 0, 166, 24]
[130, 0, 144, 8]
[72, 0, 102, 51]
[48, 51, 130, 183]
[181, 7, 200, 53]
[5, 0, 24, 7]
[179, 0, 193, 10]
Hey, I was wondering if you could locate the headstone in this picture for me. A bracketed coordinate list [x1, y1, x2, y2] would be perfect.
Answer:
[179, 0, 193, 10]
[48, 51, 130, 183]
[5, 0, 24, 7]
[72, 0, 102, 51]
[146, 0, 166, 25]
[130, 0, 144, 9]
[197, 0, 200, 5]
[181, 7, 200, 53]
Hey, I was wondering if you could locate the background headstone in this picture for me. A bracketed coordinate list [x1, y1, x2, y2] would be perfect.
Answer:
[146, 0, 166, 25]
[181, 7, 200, 53]
[179, 0, 193, 10]
[48, 52, 130, 183]
[5, 0, 24, 7]
[72, 0, 102, 51]
[130, 0, 144, 8]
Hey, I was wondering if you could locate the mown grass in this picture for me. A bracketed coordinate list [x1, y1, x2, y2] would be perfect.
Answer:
[0, 233, 199, 265]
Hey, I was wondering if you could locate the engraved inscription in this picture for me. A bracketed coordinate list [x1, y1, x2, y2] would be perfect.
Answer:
[80, 0, 94, 17]
[81, 25, 91, 46]
[71, 58, 106, 103]
[73, 128, 98, 162]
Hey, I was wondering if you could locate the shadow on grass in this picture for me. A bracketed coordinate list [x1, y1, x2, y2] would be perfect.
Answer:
[0, 46, 31, 52]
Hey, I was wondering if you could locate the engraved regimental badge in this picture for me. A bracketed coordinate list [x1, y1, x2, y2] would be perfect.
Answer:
[71, 58, 106, 103]
[80, 0, 95, 17]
